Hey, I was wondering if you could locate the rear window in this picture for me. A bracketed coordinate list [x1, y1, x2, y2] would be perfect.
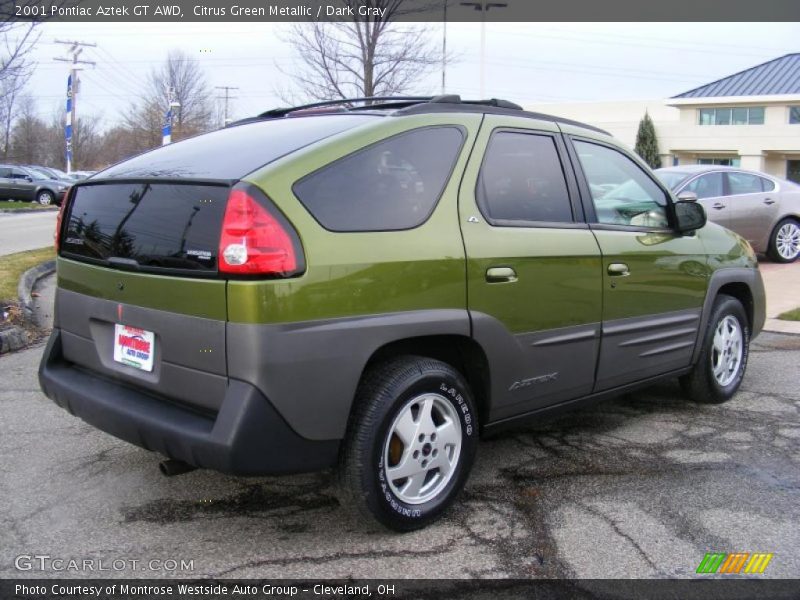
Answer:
[292, 126, 465, 232]
[61, 183, 229, 274]
[97, 115, 376, 180]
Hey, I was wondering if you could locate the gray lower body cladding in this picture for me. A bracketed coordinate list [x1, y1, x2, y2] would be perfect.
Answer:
[39, 329, 338, 475]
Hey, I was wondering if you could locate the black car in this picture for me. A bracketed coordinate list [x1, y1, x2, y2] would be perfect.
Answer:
[0, 164, 70, 206]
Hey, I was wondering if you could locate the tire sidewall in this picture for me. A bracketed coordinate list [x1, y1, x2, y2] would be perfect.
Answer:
[365, 367, 478, 529]
[770, 218, 799, 263]
[702, 298, 750, 400]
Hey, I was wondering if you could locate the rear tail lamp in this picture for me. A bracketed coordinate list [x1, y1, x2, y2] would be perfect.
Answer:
[54, 186, 73, 251]
[219, 184, 305, 277]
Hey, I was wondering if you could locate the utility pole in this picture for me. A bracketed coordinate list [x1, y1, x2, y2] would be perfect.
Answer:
[441, 1, 448, 94]
[163, 87, 180, 145]
[215, 86, 239, 126]
[460, 2, 507, 98]
[54, 40, 96, 173]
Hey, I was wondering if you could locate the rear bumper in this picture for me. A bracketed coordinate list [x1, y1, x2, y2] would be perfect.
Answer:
[38, 329, 339, 476]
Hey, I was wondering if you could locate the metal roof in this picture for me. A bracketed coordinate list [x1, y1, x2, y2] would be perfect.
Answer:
[673, 53, 800, 98]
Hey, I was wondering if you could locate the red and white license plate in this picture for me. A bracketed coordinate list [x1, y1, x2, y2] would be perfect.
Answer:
[113, 324, 155, 372]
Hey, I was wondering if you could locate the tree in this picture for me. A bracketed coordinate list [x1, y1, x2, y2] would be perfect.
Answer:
[125, 50, 214, 150]
[634, 111, 661, 169]
[0, 73, 25, 159]
[0, 17, 38, 88]
[280, 1, 442, 101]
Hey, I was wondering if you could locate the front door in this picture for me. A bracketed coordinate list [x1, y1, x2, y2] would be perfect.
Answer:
[567, 136, 708, 392]
[680, 171, 730, 229]
[460, 115, 602, 421]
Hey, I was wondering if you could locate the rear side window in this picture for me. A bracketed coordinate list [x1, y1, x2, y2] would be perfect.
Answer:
[727, 172, 763, 195]
[61, 183, 230, 274]
[293, 127, 464, 232]
[477, 131, 573, 224]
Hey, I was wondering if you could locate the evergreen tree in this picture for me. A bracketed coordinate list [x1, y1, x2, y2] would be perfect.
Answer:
[634, 111, 662, 169]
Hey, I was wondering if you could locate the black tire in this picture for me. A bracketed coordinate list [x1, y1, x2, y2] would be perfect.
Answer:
[337, 356, 478, 532]
[767, 217, 800, 263]
[680, 294, 749, 404]
[36, 190, 54, 206]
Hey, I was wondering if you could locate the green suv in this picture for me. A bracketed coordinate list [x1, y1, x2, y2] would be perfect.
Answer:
[39, 96, 766, 531]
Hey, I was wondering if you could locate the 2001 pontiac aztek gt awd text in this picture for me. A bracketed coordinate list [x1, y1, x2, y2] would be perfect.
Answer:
[39, 95, 766, 531]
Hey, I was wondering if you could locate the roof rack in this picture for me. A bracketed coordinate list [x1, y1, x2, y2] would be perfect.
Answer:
[230, 95, 606, 135]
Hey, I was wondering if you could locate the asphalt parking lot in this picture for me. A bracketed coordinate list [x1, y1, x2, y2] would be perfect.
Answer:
[1, 324, 798, 580]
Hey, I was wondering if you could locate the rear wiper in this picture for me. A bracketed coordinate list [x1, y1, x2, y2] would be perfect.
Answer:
[107, 257, 141, 271]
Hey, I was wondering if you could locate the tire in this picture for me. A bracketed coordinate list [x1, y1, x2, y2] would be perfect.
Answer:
[337, 356, 478, 531]
[680, 294, 749, 404]
[36, 190, 54, 206]
[767, 218, 800, 263]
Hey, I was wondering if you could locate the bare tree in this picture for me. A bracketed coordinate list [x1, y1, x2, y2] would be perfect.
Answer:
[280, 0, 443, 102]
[124, 50, 214, 148]
[0, 17, 38, 87]
[0, 73, 26, 159]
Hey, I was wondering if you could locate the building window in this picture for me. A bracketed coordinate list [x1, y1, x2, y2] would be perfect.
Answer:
[790, 107, 800, 124]
[698, 107, 765, 125]
[698, 158, 741, 167]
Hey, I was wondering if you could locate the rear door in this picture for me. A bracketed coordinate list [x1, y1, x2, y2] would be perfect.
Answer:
[725, 171, 780, 247]
[9, 167, 36, 201]
[566, 134, 708, 391]
[460, 115, 603, 422]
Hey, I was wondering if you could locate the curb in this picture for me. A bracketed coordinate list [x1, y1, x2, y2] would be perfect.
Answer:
[0, 207, 58, 214]
[0, 259, 56, 356]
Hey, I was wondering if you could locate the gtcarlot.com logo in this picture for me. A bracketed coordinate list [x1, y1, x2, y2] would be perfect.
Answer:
[14, 554, 194, 572]
[696, 552, 774, 574]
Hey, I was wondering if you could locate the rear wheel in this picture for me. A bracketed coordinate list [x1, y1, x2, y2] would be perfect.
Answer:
[36, 190, 54, 206]
[338, 356, 478, 531]
[767, 218, 800, 263]
[680, 294, 749, 404]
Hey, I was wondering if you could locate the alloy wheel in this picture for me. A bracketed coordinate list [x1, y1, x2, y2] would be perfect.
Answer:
[775, 221, 800, 260]
[711, 315, 743, 387]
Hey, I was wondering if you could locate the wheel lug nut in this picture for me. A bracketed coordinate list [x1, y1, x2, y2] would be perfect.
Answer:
[431, 433, 437, 441]
[413, 450, 419, 459]
[418, 434, 425, 442]
[421, 459, 428, 468]
[433, 449, 438, 457]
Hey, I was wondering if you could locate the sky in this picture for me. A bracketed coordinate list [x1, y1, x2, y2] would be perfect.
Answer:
[21, 22, 800, 129]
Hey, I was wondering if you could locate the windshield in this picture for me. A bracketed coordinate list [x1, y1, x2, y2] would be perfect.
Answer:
[655, 170, 693, 190]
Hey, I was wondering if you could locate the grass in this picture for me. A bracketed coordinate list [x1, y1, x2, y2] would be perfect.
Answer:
[0, 200, 52, 211]
[0, 247, 55, 304]
[777, 307, 800, 321]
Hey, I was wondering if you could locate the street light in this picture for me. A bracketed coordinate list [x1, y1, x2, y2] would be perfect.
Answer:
[460, 1, 507, 98]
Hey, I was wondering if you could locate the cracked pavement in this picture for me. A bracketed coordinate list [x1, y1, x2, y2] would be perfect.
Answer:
[1, 333, 798, 579]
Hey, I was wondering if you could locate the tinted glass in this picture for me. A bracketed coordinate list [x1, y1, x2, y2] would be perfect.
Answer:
[760, 177, 775, 192]
[656, 170, 693, 190]
[699, 109, 714, 125]
[61, 183, 229, 273]
[477, 132, 572, 224]
[732, 108, 748, 125]
[715, 108, 732, 125]
[727, 172, 763, 195]
[791, 107, 800, 124]
[0, 167, 11, 177]
[575, 140, 669, 228]
[748, 107, 765, 124]
[293, 127, 464, 232]
[98, 115, 375, 180]
[684, 172, 723, 199]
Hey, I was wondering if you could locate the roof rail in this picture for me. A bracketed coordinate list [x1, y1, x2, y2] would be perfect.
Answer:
[258, 97, 434, 118]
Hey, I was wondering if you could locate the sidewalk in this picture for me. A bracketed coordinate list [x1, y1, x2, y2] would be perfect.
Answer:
[759, 260, 800, 334]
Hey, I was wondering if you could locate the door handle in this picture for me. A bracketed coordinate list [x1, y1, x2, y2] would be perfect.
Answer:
[764, 198, 775, 205]
[486, 267, 517, 283]
[607, 263, 630, 277]
[712, 203, 725, 210]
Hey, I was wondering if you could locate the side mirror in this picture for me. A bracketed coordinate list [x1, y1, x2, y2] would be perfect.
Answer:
[675, 199, 706, 234]
[677, 190, 698, 202]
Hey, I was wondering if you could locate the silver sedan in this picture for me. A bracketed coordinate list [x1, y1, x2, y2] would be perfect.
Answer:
[656, 166, 800, 263]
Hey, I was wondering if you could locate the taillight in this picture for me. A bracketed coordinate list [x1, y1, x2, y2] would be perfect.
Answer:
[55, 186, 72, 251]
[218, 184, 304, 276]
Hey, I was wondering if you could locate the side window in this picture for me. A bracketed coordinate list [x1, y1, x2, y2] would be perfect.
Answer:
[727, 172, 763, 195]
[0, 167, 11, 178]
[293, 127, 464, 232]
[10, 169, 28, 180]
[574, 140, 669, 229]
[476, 131, 573, 224]
[759, 177, 775, 192]
[683, 172, 723, 199]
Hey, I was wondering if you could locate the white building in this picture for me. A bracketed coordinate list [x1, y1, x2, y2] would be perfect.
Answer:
[527, 53, 800, 183]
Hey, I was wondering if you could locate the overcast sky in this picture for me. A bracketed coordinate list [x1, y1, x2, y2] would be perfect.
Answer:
[23, 22, 800, 128]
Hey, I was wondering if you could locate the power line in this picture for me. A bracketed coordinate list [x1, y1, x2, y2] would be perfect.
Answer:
[54, 39, 97, 173]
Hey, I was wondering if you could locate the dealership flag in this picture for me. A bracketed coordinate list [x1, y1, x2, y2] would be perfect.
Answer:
[162, 108, 172, 145]
[65, 74, 73, 171]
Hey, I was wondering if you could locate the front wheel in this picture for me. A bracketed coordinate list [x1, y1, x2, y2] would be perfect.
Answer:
[680, 294, 749, 404]
[768, 218, 800, 263]
[36, 190, 54, 206]
[338, 356, 478, 531]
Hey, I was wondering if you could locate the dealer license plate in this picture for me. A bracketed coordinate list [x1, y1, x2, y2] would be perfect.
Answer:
[113, 324, 155, 372]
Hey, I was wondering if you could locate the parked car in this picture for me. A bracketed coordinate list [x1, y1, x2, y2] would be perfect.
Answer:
[67, 171, 97, 181]
[656, 166, 800, 263]
[0, 164, 69, 205]
[39, 96, 765, 531]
